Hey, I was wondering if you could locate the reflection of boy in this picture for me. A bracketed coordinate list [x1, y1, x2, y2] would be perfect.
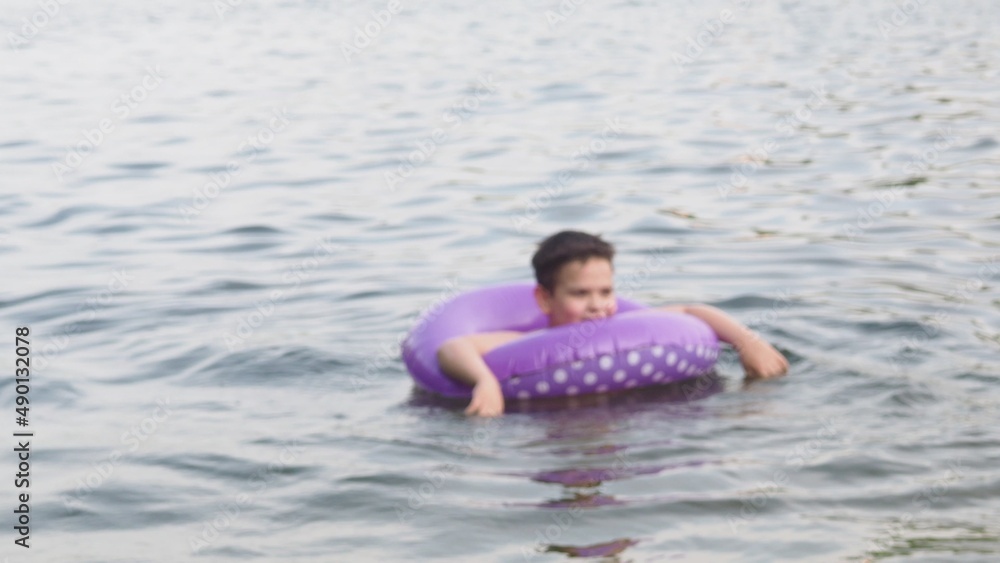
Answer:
[437, 231, 788, 417]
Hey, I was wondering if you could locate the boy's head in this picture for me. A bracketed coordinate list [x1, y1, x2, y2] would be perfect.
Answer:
[531, 231, 617, 327]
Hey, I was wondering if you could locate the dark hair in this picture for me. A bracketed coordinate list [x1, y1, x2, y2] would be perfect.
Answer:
[532, 231, 615, 292]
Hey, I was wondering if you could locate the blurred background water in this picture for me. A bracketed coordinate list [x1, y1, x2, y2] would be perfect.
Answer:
[1, 0, 999, 561]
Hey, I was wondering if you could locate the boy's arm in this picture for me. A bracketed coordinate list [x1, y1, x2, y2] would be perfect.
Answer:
[437, 331, 522, 417]
[657, 304, 788, 379]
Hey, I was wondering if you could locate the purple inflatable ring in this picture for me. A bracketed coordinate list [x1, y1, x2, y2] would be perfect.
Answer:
[402, 283, 719, 400]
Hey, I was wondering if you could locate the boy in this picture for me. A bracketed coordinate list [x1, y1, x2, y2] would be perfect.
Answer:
[437, 231, 789, 417]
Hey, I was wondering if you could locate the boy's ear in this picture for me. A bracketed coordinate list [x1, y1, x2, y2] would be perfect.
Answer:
[533, 284, 552, 314]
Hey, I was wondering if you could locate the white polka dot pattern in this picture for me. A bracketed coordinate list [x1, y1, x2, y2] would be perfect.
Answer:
[498, 342, 719, 400]
[627, 351, 640, 365]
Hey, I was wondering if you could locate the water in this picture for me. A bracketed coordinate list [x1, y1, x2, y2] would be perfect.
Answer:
[2, 0, 999, 561]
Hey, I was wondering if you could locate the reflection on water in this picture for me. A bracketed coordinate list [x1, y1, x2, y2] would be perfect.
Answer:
[536, 492, 626, 510]
[530, 464, 668, 488]
[496, 376, 726, 559]
[545, 538, 639, 558]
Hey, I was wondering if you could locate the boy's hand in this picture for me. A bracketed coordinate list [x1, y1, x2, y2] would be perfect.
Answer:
[737, 338, 789, 379]
[465, 378, 505, 417]
[654, 304, 789, 380]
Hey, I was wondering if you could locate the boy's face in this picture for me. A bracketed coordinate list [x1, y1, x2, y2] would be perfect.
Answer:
[535, 257, 617, 327]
